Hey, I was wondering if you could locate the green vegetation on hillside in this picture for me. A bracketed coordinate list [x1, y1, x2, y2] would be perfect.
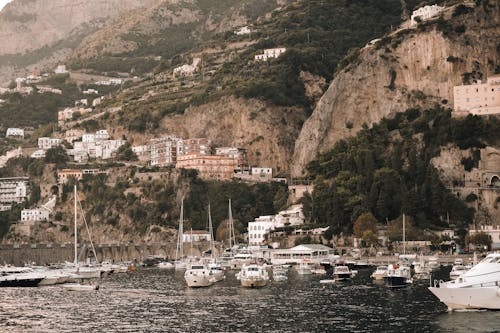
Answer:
[70, 170, 288, 235]
[304, 107, 500, 240]
[212, 0, 403, 108]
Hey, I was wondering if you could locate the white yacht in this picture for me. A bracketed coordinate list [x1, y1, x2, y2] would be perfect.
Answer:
[157, 261, 174, 269]
[383, 264, 413, 288]
[208, 262, 225, 282]
[449, 264, 468, 281]
[429, 252, 500, 310]
[184, 264, 214, 288]
[333, 265, 357, 281]
[237, 264, 269, 288]
[427, 256, 440, 270]
[371, 265, 388, 280]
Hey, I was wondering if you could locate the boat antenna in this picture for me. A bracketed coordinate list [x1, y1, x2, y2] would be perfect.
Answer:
[403, 213, 406, 256]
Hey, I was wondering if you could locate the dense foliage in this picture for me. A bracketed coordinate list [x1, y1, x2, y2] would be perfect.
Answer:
[213, 0, 403, 108]
[74, 170, 288, 235]
[304, 107, 500, 236]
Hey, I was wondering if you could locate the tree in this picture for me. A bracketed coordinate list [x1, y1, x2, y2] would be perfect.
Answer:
[116, 143, 138, 161]
[467, 232, 492, 251]
[44, 146, 68, 165]
[353, 212, 378, 244]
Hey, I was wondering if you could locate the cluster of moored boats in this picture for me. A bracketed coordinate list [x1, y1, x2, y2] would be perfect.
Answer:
[0, 261, 134, 291]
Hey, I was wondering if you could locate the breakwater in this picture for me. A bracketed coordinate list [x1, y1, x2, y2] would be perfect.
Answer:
[0, 242, 189, 266]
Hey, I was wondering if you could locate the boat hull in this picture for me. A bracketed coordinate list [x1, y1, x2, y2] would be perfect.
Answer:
[240, 278, 268, 288]
[371, 272, 386, 280]
[429, 286, 500, 311]
[334, 273, 352, 281]
[384, 276, 410, 288]
[184, 275, 213, 288]
[0, 277, 43, 287]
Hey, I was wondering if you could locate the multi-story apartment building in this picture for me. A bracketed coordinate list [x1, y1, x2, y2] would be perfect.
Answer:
[0, 177, 29, 211]
[182, 138, 211, 156]
[21, 208, 50, 222]
[215, 147, 248, 172]
[38, 137, 62, 150]
[176, 154, 236, 180]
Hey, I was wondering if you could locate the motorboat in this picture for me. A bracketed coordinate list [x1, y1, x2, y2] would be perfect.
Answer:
[383, 264, 413, 288]
[427, 256, 440, 270]
[237, 264, 269, 288]
[333, 265, 357, 281]
[273, 265, 288, 282]
[311, 264, 327, 275]
[184, 264, 214, 288]
[157, 261, 174, 269]
[413, 254, 431, 278]
[449, 264, 468, 281]
[429, 252, 500, 311]
[371, 265, 388, 280]
[0, 272, 45, 287]
[208, 262, 225, 282]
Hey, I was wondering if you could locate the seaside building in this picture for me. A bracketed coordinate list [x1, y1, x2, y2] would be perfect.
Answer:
[264, 244, 337, 265]
[182, 230, 211, 243]
[0, 177, 29, 211]
[453, 75, 500, 115]
[469, 225, 500, 250]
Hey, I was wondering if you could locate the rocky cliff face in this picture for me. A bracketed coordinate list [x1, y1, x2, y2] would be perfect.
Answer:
[291, 1, 500, 176]
[158, 96, 306, 175]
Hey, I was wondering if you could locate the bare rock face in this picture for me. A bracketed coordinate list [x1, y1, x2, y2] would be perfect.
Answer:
[291, 2, 500, 176]
[160, 95, 307, 175]
[0, 0, 156, 56]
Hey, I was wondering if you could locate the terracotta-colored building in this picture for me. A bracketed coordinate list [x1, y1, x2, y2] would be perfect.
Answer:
[176, 154, 236, 180]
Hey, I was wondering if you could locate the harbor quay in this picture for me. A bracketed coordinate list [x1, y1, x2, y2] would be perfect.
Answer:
[0, 242, 186, 266]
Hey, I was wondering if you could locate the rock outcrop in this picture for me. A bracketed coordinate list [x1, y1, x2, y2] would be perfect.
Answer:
[291, 1, 500, 176]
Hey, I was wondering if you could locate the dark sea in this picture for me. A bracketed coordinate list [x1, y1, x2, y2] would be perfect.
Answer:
[1, 267, 499, 332]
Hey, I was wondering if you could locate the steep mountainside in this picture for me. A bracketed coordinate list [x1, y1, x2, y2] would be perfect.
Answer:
[0, 0, 158, 83]
[292, 1, 500, 176]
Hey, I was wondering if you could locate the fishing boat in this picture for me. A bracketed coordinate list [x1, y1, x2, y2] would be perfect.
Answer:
[60, 282, 99, 291]
[184, 264, 215, 288]
[237, 264, 269, 288]
[429, 252, 500, 311]
[383, 264, 413, 288]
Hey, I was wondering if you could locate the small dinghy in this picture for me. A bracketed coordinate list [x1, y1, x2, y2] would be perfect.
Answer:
[60, 283, 99, 291]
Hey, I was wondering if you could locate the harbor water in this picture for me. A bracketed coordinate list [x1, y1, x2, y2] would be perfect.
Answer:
[1, 267, 499, 332]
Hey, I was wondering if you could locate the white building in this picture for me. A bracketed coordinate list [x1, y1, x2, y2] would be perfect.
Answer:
[75, 99, 88, 107]
[0, 177, 29, 211]
[38, 137, 62, 150]
[410, 4, 444, 26]
[182, 230, 211, 243]
[30, 150, 46, 159]
[83, 89, 98, 95]
[72, 139, 126, 163]
[95, 129, 110, 141]
[54, 64, 68, 74]
[65, 129, 84, 143]
[173, 58, 201, 77]
[248, 204, 305, 246]
[453, 75, 500, 115]
[254, 48, 286, 61]
[21, 208, 50, 222]
[264, 244, 337, 265]
[92, 97, 103, 107]
[235, 26, 251, 35]
[6, 128, 24, 138]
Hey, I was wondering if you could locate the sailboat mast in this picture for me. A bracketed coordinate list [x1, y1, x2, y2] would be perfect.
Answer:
[208, 202, 214, 259]
[228, 198, 235, 248]
[74, 185, 77, 266]
[403, 213, 406, 255]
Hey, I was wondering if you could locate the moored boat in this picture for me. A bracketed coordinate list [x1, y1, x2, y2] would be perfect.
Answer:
[333, 265, 356, 281]
[429, 252, 500, 311]
[383, 264, 413, 288]
[184, 264, 214, 288]
[371, 265, 388, 280]
[237, 264, 269, 288]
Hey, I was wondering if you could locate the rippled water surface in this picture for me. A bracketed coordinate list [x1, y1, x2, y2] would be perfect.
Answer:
[1, 268, 499, 332]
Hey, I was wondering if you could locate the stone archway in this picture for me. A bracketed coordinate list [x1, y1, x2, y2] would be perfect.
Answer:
[490, 175, 500, 187]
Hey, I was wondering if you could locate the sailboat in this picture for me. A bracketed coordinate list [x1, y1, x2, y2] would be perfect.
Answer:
[60, 185, 100, 291]
[206, 202, 224, 282]
[174, 198, 187, 270]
